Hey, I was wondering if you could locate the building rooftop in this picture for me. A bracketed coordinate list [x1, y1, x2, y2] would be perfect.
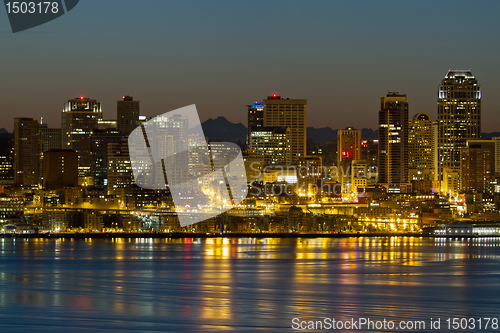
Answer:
[445, 70, 475, 79]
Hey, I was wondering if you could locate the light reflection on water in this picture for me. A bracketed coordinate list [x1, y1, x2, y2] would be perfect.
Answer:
[0, 237, 500, 332]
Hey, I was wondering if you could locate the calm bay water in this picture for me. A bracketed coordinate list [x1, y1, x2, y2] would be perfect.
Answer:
[1, 237, 500, 332]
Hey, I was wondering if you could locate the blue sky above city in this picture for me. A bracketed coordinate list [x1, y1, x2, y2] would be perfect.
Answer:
[1, 0, 500, 132]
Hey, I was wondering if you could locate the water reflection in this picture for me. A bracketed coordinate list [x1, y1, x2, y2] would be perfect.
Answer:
[1, 237, 500, 331]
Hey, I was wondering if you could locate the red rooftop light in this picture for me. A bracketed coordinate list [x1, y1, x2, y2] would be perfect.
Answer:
[80, 96, 84, 100]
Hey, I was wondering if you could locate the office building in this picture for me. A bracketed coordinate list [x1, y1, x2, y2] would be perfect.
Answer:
[338, 127, 361, 163]
[247, 102, 264, 144]
[408, 113, 435, 182]
[39, 124, 62, 152]
[91, 129, 123, 187]
[61, 97, 103, 183]
[461, 140, 495, 193]
[14, 117, 39, 188]
[0, 134, 14, 185]
[117, 95, 140, 134]
[107, 138, 133, 194]
[438, 70, 481, 179]
[248, 127, 291, 166]
[378, 93, 409, 193]
[43, 149, 78, 189]
[263, 94, 306, 163]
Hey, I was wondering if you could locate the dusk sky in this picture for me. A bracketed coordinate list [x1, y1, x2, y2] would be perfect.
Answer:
[2, 0, 500, 132]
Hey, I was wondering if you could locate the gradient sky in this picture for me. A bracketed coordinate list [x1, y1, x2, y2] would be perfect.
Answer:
[1, 0, 500, 132]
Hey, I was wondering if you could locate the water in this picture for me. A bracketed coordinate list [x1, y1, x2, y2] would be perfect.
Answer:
[1, 237, 500, 332]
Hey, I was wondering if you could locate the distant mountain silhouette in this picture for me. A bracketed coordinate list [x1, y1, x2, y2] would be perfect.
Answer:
[200, 117, 247, 143]
[199, 117, 499, 145]
[0, 128, 8, 135]
[482, 132, 500, 140]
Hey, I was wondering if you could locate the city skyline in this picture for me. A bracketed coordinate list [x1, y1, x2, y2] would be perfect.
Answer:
[2, 1, 500, 132]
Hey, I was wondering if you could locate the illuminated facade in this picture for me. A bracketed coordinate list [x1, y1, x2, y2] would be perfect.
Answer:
[247, 102, 264, 144]
[14, 117, 39, 188]
[378, 93, 409, 193]
[263, 95, 306, 164]
[0, 135, 14, 185]
[408, 113, 436, 182]
[107, 138, 133, 194]
[61, 97, 103, 182]
[438, 70, 481, 179]
[248, 127, 291, 166]
[338, 127, 361, 163]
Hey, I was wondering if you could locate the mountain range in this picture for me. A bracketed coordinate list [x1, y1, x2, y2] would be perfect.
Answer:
[200, 117, 500, 144]
[1, 120, 499, 145]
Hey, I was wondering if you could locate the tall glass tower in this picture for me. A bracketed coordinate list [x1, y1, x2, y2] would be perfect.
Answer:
[437, 70, 481, 180]
[378, 93, 409, 193]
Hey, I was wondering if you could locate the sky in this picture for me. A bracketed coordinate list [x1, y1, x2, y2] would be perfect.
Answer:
[1, 0, 500, 132]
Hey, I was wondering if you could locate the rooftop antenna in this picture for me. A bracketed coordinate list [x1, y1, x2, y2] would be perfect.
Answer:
[40, 117, 43, 124]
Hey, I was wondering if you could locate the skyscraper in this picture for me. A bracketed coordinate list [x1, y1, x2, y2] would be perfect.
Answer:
[43, 149, 78, 189]
[0, 134, 14, 185]
[247, 102, 264, 145]
[248, 127, 291, 166]
[461, 145, 491, 193]
[91, 128, 123, 187]
[14, 117, 39, 188]
[408, 113, 435, 180]
[461, 140, 495, 193]
[117, 96, 140, 134]
[39, 124, 62, 152]
[61, 97, 102, 183]
[438, 70, 481, 179]
[378, 93, 409, 193]
[263, 94, 306, 164]
[337, 127, 361, 163]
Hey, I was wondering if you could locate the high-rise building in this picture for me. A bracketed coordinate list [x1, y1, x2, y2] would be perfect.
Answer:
[492, 137, 500, 177]
[461, 147, 491, 194]
[461, 140, 495, 193]
[378, 93, 409, 193]
[107, 138, 133, 194]
[61, 97, 102, 183]
[247, 102, 264, 144]
[248, 127, 291, 166]
[43, 149, 78, 189]
[117, 96, 140, 134]
[438, 70, 481, 179]
[263, 94, 306, 164]
[408, 113, 435, 181]
[14, 117, 39, 188]
[0, 134, 14, 185]
[91, 129, 123, 187]
[338, 127, 361, 163]
[297, 156, 322, 197]
[39, 124, 62, 152]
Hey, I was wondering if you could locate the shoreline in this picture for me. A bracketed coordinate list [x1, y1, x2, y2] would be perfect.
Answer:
[1, 232, 498, 239]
